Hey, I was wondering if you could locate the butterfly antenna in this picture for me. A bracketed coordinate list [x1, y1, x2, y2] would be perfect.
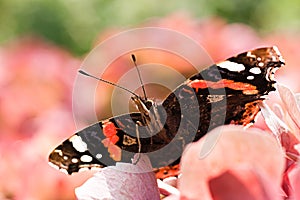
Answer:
[131, 54, 147, 100]
[78, 69, 139, 98]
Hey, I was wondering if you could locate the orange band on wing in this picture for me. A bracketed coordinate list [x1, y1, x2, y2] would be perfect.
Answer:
[188, 79, 257, 92]
[102, 138, 122, 161]
[103, 121, 117, 137]
[102, 121, 119, 144]
[101, 121, 121, 161]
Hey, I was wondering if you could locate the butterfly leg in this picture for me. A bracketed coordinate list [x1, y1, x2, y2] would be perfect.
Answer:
[133, 123, 142, 165]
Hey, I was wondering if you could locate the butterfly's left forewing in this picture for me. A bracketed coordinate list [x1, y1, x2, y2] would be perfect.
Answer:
[49, 133, 103, 174]
[49, 110, 174, 174]
[49, 113, 146, 174]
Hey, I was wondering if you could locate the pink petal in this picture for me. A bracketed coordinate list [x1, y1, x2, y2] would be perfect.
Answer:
[260, 102, 290, 137]
[278, 84, 300, 129]
[260, 103, 300, 156]
[209, 167, 278, 200]
[75, 154, 159, 200]
[163, 194, 180, 200]
[179, 125, 285, 200]
[157, 179, 180, 197]
[294, 93, 300, 106]
[287, 163, 300, 199]
[280, 131, 300, 156]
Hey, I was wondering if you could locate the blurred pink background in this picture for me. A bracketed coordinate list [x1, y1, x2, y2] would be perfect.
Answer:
[1, 13, 300, 199]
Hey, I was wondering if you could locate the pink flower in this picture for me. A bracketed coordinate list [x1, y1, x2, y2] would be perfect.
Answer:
[260, 84, 300, 198]
[177, 125, 285, 200]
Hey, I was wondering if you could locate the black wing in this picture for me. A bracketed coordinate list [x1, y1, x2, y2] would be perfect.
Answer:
[49, 113, 144, 174]
[162, 46, 285, 141]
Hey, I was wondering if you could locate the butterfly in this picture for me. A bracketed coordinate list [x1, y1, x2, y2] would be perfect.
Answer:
[49, 46, 285, 178]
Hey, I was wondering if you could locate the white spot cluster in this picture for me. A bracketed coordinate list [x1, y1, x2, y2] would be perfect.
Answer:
[266, 67, 278, 82]
[69, 135, 88, 152]
[218, 61, 245, 72]
[249, 67, 261, 74]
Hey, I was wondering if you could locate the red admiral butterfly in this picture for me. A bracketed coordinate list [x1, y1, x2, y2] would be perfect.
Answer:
[49, 46, 284, 178]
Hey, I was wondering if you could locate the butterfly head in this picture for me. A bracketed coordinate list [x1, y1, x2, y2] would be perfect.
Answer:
[131, 96, 154, 115]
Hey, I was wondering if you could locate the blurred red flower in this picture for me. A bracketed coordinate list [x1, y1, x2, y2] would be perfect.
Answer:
[0, 38, 93, 199]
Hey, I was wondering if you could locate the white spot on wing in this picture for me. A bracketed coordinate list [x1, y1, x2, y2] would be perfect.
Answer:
[54, 149, 63, 156]
[258, 62, 264, 67]
[217, 61, 245, 72]
[80, 155, 93, 162]
[69, 135, 88, 152]
[249, 67, 261, 74]
[72, 158, 79, 163]
[266, 67, 277, 81]
[96, 154, 102, 159]
[247, 76, 254, 80]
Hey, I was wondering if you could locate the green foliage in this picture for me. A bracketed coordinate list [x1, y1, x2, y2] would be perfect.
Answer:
[0, 0, 299, 55]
